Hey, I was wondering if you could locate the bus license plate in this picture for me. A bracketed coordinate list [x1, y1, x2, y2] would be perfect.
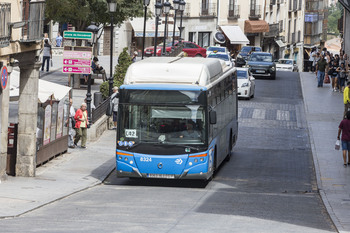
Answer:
[147, 174, 175, 179]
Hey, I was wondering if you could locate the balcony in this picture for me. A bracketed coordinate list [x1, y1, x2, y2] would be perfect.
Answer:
[305, 0, 324, 11]
[20, 1, 45, 42]
[249, 5, 261, 19]
[304, 21, 322, 36]
[265, 23, 279, 37]
[228, 6, 240, 19]
[0, 3, 11, 48]
[200, 3, 217, 17]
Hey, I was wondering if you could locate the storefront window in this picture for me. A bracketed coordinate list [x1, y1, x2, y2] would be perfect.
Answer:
[56, 101, 64, 139]
[198, 32, 210, 48]
[51, 102, 58, 141]
[43, 105, 52, 146]
[63, 98, 69, 136]
[37, 106, 44, 149]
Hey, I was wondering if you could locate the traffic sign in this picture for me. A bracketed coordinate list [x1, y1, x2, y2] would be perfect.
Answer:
[62, 66, 91, 74]
[1, 66, 8, 90]
[63, 31, 93, 40]
[63, 59, 91, 66]
[63, 51, 92, 59]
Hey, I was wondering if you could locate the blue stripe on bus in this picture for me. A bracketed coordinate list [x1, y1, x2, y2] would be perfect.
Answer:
[120, 84, 207, 91]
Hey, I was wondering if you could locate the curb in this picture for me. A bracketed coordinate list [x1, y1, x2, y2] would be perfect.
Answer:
[299, 72, 341, 233]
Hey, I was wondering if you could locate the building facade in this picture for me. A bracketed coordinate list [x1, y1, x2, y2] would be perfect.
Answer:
[0, 0, 45, 180]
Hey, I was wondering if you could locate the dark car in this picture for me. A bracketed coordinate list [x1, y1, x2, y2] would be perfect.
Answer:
[236, 46, 262, 67]
[246, 52, 276, 79]
[144, 41, 207, 57]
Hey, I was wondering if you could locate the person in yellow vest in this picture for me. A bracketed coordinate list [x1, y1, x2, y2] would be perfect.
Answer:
[343, 82, 350, 119]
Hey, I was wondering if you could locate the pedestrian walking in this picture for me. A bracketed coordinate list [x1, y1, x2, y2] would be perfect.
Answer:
[132, 51, 138, 63]
[309, 48, 316, 72]
[68, 98, 76, 148]
[316, 54, 327, 87]
[110, 86, 119, 129]
[74, 103, 89, 148]
[41, 39, 52, 72]
[337, 63, 348, 92]
[56, 32, 63, 47]
[337, 111, 350, 167]
[343, 82, 350, 119]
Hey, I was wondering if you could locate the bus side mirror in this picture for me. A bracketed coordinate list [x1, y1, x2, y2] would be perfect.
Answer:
[209, 111, 217, 124]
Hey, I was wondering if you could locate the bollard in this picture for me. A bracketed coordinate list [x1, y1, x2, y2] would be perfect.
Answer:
[94, 92, 103, 106]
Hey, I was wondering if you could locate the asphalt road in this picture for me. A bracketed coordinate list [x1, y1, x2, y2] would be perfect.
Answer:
[0, 71, 336, 233]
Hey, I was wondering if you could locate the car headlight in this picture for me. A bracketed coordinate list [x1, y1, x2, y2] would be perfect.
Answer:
[237, 54, 242, 59]
[271, 66, 275, 71]
[241, 83, 249, 87]
[246, 64, 250, 68]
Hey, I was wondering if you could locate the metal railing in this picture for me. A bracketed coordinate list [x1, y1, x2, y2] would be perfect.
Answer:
[0, 3, 11, 48]
[20, 1, 45, 42]
[249, 5, 261, 19]
[228, 6, 240, 19]
[200, 3, 217, 17]
[91, 97, 110, 124]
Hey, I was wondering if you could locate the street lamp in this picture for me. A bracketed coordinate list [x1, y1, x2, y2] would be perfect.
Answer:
[85, 23, 99, 123]
[162, 0, 171, 56]
[178, 0, 186, 42]
[154, 1, 163, 56]
[172, 0, 180, 47]
[108, 0, 117, 96]
[142, 0, 150, 59]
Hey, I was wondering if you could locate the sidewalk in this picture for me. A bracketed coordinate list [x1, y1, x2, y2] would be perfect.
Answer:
[300, 72, 350, 232]
[0, 129, 116, 218]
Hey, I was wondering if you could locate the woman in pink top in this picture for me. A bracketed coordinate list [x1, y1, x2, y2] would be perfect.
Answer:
[74, 103, 89, 148]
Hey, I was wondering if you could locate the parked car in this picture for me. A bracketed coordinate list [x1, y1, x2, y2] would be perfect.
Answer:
[276, 59, 299, 72]
[206, 46, 229, 57]
[236, 46, 262, 67]
[207, 52, 234, 67]
[144, 41, 207, 57]
[246, 52, 276, 79]
[237, 68, 255, 99]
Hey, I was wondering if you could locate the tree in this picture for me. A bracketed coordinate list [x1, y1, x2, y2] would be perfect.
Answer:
[327, 2, 343, 35]
[45, 0, 144, 31]
[100, 47, 133, 98]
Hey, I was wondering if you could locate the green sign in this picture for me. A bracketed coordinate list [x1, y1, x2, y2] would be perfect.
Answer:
[63, 31, 93, 40]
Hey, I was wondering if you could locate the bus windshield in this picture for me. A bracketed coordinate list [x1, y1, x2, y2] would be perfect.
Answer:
[118, 104, 206, 146]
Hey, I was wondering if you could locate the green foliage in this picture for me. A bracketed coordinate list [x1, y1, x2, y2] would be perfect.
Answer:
[45, 0, 144, 31]
[99, 47, 133, 98]
[114, 47, 133, 87]
[327, 3, 343, 35]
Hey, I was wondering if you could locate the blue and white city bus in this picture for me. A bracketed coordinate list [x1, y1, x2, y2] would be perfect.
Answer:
[116, 57, 238, 180]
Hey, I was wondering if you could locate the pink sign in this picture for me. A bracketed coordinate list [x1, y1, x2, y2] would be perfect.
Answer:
[62, 66, 91, 74]
[63, 59, 91, 66]
[63, 51, 92, 59]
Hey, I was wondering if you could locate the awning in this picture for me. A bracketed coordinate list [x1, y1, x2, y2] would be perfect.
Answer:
[129, 18, 179, 38]
[10, 70, 71, 103]
[275, 39, 286, 47]
[220, 26, 249, 44]
[245, 20, 269, 33]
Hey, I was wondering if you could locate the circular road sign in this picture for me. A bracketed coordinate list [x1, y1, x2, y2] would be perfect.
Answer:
[1, 66, 8, 90]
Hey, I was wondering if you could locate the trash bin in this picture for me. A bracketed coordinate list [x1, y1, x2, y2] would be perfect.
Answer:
[94, 92, 103, 107]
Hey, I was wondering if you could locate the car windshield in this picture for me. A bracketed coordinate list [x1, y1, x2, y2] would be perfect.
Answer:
[207, 47, 226, 53]
[241, 47, 252, 52]
[237, 70, 248, 79]
[279, 60, 293, 64]
[249, 54, 273, 62]
[207, 53, 229, 61]
[118, 105, 206, 145]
